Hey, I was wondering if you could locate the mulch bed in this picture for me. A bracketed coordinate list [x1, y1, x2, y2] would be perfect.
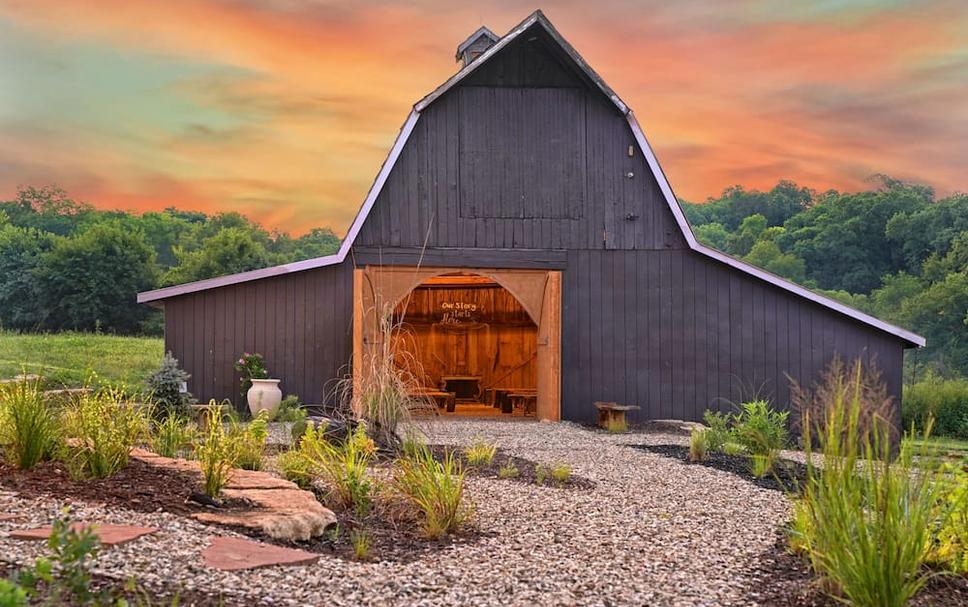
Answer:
[631, 443, 807, 493]
[0, 459, 255, 517]
[742, 535, 968, 606]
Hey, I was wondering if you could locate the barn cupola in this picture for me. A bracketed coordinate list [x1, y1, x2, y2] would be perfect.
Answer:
[456, 26, 499, 68]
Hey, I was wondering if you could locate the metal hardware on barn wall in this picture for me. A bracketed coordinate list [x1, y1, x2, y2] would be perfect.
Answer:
[628, 145, 634, 157]
[625, 213, 639, 221]
[626, 171, 634, 178]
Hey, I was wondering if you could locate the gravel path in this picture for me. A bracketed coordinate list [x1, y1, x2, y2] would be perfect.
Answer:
[0, 420, 793, 606]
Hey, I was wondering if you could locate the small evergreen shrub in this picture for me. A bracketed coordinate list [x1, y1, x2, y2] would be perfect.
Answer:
[463, 439, 496, 466]
[903, 373, 968, 439]
[60, 390, 149, 479]
[145, 352, 194, 418]
[0, 379, 60, 469]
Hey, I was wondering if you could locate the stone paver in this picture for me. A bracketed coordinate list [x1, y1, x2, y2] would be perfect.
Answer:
[201, 536, 319, 571]
[10, 523, 158, 546]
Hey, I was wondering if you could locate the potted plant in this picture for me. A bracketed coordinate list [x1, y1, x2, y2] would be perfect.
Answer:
[234, 353, 282, 417]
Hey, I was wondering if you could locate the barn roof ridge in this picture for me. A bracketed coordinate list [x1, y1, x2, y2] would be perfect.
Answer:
[137, 12, 925, 348]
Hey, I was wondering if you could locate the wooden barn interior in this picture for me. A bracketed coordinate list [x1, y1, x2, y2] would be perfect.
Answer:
[391, 273, 538, 417]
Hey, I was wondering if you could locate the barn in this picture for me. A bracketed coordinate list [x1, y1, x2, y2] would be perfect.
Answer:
[138, 11, 924, 424]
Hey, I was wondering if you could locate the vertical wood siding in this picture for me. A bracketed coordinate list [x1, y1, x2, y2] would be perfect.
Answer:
[163, 262, 353, 408]
[560, 249, 904, 424]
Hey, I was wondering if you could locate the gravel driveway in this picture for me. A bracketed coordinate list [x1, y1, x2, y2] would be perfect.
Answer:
[0, 419, 793, 606]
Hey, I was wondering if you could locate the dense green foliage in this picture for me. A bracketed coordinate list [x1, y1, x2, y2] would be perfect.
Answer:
[0, 186, 339, 335]
[683, 176, 968, 378]
[902, 373, 968, 439]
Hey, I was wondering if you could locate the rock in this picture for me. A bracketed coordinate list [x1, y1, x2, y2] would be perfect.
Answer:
[10, 523, 158, 546]
[192, 488, 336, 542]
[201, 536, 319, 571]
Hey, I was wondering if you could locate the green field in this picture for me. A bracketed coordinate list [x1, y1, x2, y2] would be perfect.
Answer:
[0, 331, 163, 390]
[906, 435, 968, 466]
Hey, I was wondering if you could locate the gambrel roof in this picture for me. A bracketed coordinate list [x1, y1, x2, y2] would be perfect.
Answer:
[138, 11, 925, 348]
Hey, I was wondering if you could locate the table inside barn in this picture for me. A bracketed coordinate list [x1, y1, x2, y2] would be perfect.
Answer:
[440, 375, 481, 402]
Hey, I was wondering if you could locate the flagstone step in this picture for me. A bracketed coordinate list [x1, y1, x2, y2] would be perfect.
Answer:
[10, 523, 158, 546]
[202, 536, 319, 571]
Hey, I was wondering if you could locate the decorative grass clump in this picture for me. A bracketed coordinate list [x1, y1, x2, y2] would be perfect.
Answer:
[463, 439, 497, 466]
[732, 400, 788, 476]
[296, 422, 375, 518]
[194, 401, 240, 498]
[688, 428, 709, 462]
[395, 441, 471, 539]
[789, 361, 954, 607]
[0, 378, 60, 469]
[150, 413, 197, 459]
[60, 389, 150, 479]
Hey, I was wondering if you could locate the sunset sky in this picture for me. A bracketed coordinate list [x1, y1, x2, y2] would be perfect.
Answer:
[1, 0, 966, 235]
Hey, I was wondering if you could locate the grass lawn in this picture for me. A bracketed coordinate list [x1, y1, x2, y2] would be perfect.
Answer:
[906, 435, 968, 466]
[0, 331, 163, 390]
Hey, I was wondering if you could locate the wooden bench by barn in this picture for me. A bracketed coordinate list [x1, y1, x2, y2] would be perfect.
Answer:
[594, 401, 640, 429]
[411, 388, 457, 413]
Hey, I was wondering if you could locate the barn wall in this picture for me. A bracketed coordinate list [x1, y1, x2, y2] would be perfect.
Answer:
[560, 249, 904, 424]
[162, 262, 354, 408]
[355, 40, 685, 252]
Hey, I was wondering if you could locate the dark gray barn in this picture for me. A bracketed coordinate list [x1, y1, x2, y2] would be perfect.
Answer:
[138, 11, 924, 424]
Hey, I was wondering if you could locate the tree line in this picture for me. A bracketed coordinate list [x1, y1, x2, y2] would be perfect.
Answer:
[0, 186, 339, 335]
[682, 176, 967, 378]
[1, 178, 965, 377]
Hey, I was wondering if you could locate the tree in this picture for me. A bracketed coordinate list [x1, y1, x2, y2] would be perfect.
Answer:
[0, 186, 94, 236]
[744, 240, 808, 283]
[885, 194, 968, 273]
[163, 227, 274, 286]
[33, 223, 158, 333]
[727, 214, 769, 256]
[0, 225, 56, 329]
[692, 222, 730, 250]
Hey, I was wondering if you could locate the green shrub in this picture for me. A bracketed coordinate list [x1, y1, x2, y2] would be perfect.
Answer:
[903, 373, 968, 439]
[395, 441, 471, 539]
[194, 401, 240, 498]
[722, 441, 745, 456]
[702, 410, 731, 452]
[497, 460, 519, 479]
[463, 439, 496, 466]
[535, 464, 548, 485]
[732, 400, 788, 475]
[688, 428, 709, 462]
[60, 390, 150, 479]
[297, 422, 375, 517]
[150, 413, 196, 458]
[0, 379, 60, 469]
[790, 362, 950, 607]
[230, 410, 268, 471]
[272, 394, 306, 423]
[145, 352, 194, 419]
[277, 448, 313, 489]
[9, 512, 101, 605]
[926, 463, 968, 574]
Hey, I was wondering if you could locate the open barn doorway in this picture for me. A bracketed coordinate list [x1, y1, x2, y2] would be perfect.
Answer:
[353, 266, 561, 421]
[392, 273, 538, 417]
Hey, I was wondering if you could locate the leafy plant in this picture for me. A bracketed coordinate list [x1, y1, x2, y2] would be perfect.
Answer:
[194, 401, 240, 498]
[925, 463, 968, 574]
[702, 410, 732, 452]
[688, 428, 709, 462]
[233, 352, 268, 404]
[277, 448, 313, 489]
[789, 361, 951, 607]
[273, 394, 309, 442]
[536, 463, 571, 485]
[0, 378, 60, 469]
[150, 413, 196, 458]
[732, 400, 788, 475]
[535, 464, 548, 485]
[229, 410, 268, 471]
[297, 422, 375, 518]
[903, 372, 968, 439]
[145, 352, 194, 419]
[395, 441, 471, 539]
[60, 389, 150, 479]
[497, 460, 519, 479]
[463, 439, 496, 466]
[9, 511, 101, 605]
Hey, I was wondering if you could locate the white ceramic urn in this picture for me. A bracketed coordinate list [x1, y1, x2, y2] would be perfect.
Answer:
[247, 378, 282, 417]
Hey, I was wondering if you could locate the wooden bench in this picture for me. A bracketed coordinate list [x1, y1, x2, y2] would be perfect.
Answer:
[594, 401, 640, 429]
[508, 392, 538, 417]
[411, 388, 456, 413]
[493, 388, 536, 414]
